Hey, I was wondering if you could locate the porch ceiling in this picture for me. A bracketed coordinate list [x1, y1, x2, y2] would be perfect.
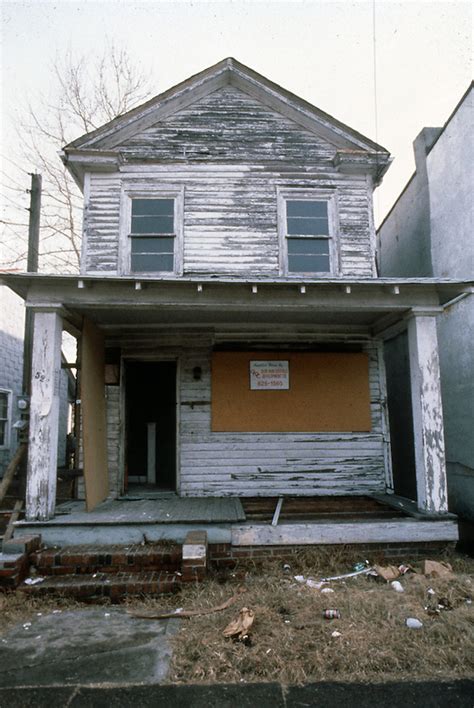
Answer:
[1, 273, 471, 333]
[68, 305, 392, 327]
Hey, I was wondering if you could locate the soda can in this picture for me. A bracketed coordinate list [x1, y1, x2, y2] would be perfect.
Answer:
[323, 609, 341, 619]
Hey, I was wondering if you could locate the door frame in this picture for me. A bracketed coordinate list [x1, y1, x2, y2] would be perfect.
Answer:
[120, 354, 181, 494]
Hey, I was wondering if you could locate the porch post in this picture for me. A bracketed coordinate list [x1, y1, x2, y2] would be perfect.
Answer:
[407, 311, 448, 513]
[26, 310, 63, 521]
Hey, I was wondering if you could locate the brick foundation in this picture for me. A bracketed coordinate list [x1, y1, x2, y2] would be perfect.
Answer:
[208, 541, 456, 568]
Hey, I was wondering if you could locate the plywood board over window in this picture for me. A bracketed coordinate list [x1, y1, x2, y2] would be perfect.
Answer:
[211, 351, 371, 432]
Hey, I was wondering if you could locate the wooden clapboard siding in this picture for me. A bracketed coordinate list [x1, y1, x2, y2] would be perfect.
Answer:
[106, 333, 386, 498]
[84, 86, 374, 277]
[86, 167, 372, 276]
[118, 86, 336, 163]
[85, 173, 121, 272]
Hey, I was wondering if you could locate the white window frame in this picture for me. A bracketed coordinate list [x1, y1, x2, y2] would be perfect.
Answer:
[0, 389, 12, 450]
[119, 185, 184, 276]
[277, 188, 340, 277]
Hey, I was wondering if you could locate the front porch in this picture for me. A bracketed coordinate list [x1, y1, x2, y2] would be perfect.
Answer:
[2, 272, 470, 546]
[14, 494, 458, 547]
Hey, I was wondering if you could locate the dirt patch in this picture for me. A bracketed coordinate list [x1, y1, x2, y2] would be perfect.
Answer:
[1, 550, 473, 685]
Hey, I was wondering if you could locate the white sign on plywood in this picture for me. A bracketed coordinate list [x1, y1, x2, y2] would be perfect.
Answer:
[249, 360, 289, 390]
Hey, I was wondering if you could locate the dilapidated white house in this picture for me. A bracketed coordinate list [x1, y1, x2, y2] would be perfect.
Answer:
[2, 59, 469, 547]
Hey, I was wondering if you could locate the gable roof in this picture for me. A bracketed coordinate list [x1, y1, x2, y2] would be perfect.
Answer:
[62, 58, 391, 185]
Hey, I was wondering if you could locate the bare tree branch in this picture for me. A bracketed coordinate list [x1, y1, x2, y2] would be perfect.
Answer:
[3, 43, 152, 273]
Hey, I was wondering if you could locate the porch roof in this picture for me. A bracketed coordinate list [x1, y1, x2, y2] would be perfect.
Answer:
[1, 273, 472, 335]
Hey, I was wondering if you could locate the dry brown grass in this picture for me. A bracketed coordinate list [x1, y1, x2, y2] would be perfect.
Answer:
[1, 549, 473, 685]
[161, 550, 474, 685]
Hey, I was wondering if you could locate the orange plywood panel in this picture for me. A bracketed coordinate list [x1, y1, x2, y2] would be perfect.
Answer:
[211, 351, 371, 432]
[81, 318, 109, 511]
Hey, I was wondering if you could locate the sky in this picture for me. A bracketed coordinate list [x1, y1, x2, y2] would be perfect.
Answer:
[1, 0, 472, 229]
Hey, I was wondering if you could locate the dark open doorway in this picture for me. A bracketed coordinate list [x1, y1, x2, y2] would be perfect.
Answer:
[125, 361, 177, 491]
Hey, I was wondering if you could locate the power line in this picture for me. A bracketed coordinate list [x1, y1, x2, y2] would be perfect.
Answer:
[0, 153, 30, 176]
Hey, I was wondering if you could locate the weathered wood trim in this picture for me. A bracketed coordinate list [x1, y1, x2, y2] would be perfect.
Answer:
[376, 339, 394, 491]
[276, 187, 340, 277]
[80, 172, 91, 275]
[231, 519, 458, 545]
[366, 175, 377, 276]
[407, 313, 448, 513]
[26, 311, 63, 521]
[119, 182, 185, 276]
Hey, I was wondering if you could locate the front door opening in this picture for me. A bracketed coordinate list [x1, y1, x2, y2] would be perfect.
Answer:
[125, 361, 177, 491]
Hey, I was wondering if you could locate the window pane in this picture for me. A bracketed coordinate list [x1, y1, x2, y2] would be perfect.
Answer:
[287, 200, 327, 218]
[131, 215, 174, 234]
[287, 216, 329, 235]
[0, 393, 8, 419]
[288, 254, 330, 272]
[132, 199, 174, 217]
[0, 421, 5, 446]
[131, 237, 174, 254]
[131, 253, 174, 272]
[288, 238, 329, 256]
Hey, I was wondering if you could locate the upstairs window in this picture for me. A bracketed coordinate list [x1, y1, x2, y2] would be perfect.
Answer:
[286, 200, 330, 273]
[278, 191, 337, 276]
[130, 198, 175, 273]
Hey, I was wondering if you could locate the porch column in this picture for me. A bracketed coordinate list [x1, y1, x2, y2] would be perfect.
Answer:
[26, 310, 63, 520]
[407, 311, 448, 513]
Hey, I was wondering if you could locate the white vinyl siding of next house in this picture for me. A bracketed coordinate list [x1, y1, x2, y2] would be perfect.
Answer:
[119, 187, 184, 275]
[277, 189, 339, 276]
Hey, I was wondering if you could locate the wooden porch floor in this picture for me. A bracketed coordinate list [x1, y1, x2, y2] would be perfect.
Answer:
[52, 496, 246, 524]
[242, 496, 407, 522]
[14, 495, 458, 547]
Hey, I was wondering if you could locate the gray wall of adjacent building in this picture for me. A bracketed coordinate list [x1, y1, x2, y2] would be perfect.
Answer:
[378, 85, 474, 519]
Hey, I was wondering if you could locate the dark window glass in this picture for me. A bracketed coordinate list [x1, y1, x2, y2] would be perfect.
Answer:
[286, 200, 329, 236]
[288, 254, 330, 272]
[131, 198, 174, 234]
[131, 215, 174, 234]
[131, 199, 174, 216]
[287, 239, 329, 256]
[287, 217, 329, 236]
[131, 237, 174, 255]
[287, 200, 327, 218]
[0, 393, 7, 419]
[131, 253, 174, 272]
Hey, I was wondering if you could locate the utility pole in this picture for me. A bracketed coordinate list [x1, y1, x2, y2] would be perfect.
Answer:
[16, 173, 42, 501]
[22, 173, 41, 395]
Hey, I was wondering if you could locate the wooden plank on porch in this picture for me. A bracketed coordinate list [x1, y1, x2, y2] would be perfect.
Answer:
[81, 318, 108, 512]
[232, 518, 459, 546]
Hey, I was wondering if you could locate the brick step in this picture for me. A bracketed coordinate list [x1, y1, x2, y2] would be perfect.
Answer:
[31, 543, 182, 576]
[19, 570, 181, 601]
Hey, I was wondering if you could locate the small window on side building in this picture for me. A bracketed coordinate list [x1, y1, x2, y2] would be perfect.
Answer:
[0, 390, 11, 448]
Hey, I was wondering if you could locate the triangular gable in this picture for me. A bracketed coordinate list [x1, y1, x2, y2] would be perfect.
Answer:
[65, 58, 389, 155]
[116, 85, 338, 162]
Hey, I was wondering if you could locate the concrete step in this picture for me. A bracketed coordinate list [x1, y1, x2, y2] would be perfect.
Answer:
[31, 543, 182, 576]
[19, 570, 181, 601]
